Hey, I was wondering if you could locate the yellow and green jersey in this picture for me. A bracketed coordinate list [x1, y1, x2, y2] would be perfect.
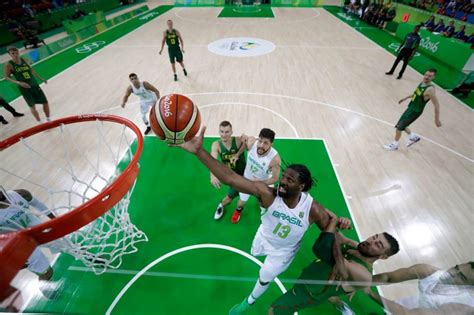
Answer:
[219, 137, 246, 175]
[408, 83, 433, 113]
[8, 58, 37, 86]
[165, 29, 180, 51]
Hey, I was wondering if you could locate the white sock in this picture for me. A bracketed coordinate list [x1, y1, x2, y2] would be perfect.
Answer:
[247, 280, 269, 304]
[46, 117, 51, 122]
[409, 133, 418, 140]
[393, 141, 399, 146]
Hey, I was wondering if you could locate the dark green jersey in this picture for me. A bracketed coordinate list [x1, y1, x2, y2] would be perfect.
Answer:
[165, 29, 180, 50]
[408, 83, 433, 113]
[8, 58, 37, 86]
[219, 137, 246, 175]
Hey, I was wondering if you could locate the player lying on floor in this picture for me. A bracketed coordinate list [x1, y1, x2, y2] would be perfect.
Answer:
[268, 211, 400, 315]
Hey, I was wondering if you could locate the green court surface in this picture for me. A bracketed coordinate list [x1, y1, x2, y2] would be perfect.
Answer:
[324, 6, 473, 109]
[218, 5, 275, 18]
[25, 137, 384, 314]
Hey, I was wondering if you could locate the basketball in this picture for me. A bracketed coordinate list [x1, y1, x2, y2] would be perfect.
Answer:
[149, 94, 201, 145]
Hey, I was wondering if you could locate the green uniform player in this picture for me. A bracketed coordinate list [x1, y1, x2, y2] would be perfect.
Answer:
[384, 69, 442, 151]
[4, 46, 50, 122]
[211, 121, 246, 221]
[159, 20, 188, 82]
[269, 213, 400, 315]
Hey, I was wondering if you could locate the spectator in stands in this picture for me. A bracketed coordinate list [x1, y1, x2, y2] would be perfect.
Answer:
[22, 2, 35, 18]
[377, 5, 396, 28]
[433, 19, 446, 32]
[466, 32, 474, 45]
[453, 24, 467, 40]
[443, 20, 456, 36]
[424, 15, 436, 31]
[446, 0, 457, 9]
[385, 25, 421, 79]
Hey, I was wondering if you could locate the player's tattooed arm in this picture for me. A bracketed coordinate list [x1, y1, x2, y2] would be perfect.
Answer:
[181, 127, 275, 206]
[121, 86, 132, 107]
[143, 82, 160, 100]
[263, 154, 281, 186]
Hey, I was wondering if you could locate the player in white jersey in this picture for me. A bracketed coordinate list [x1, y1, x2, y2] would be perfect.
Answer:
[176, 127, 352, 315]
[229, 128, 281, 224]
[0, 188, 60, 301]
[121, 73, 160, 135]
[364, 261, 474, 314]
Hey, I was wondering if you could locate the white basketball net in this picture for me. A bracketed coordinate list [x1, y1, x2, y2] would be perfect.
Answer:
[0, 118, 148, 274]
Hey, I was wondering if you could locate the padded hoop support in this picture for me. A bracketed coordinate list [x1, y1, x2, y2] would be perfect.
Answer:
[0, 114, 143, 300]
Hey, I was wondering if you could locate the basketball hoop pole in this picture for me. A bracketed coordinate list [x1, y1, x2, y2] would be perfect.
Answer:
[0, 114, 143, 300]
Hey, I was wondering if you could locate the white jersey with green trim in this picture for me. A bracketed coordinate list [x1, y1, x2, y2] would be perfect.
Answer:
[251, 192, 312, 256]
[0, 190, 41, 231]
[243, 143, 278, 181]
[131, 82, 156, 102]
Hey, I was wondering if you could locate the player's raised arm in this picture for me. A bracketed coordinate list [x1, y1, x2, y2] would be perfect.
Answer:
[209, 141, 221, 189]
[121, 86, 132, 108]
[179, 127, 273, 204]
[143, 81, 160, 100]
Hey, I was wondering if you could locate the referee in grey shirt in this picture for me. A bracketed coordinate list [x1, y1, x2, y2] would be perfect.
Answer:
[386, 25, 421, 79]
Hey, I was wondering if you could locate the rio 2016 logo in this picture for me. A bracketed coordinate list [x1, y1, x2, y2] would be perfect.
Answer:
[162, 96, 172, 118]
[419, 37, 440, 53]
[75, 41, 106, 54]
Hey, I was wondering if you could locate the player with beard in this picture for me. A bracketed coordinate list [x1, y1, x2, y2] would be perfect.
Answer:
[175, 127, 352, 314]
[268, 211, 400, 315]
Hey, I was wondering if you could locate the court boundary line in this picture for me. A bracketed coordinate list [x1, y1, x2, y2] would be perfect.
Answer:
[105, 244, 296, 315]
[185, 92, 473, 162]
[322, 7, 474, 112]
[200, 102, 299, 137]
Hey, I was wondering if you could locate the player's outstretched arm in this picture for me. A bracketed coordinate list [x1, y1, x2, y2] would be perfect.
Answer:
[371, 264, 438, 284]
[179, 127, 273, 204]
[121, 86, 132, 107]
[399, 94, 413, 104]
[209, 141, 221, 189]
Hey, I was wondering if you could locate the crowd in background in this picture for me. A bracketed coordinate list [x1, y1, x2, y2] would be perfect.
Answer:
[404, 0, 472, 22]
[423, 15, 473, 43]
[344, 0, 397, 28]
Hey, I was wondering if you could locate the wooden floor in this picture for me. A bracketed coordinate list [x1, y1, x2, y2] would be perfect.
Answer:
[1, 6, 473, 303]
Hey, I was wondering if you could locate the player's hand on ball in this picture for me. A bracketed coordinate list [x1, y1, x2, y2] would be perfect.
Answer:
[337, 217, 351, 230]
[211, 176, 221, 189]
[177, 126, 206, 154]
[435, 119, 442, 127]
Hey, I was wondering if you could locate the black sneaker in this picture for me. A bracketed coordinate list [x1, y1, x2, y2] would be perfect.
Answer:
[144, 126, 151, 135]
[1, 118, 8, 125]
[183, 68, 188, 76]
[13, 112, 24, 117]
[174, 74, 178, 81]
